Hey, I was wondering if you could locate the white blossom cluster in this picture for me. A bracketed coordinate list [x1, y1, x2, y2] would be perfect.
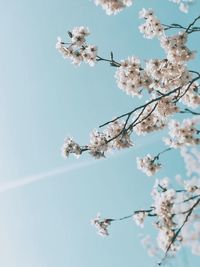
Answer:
[160, 32, 196, 63]
[169, 0, 194, 13]
[94, 0, 133, 15]
[132, 211, 147, 227]
[163, 117, 200, 148]
[88, 121, 132, 158]
[88, 131, 108, 159]
[106, 120, 133, 149]
[136, 154, 161, 176]
[151, 179, 178, 252]
[174, 176, 200, 255]
[61, 137, 81, 158]
[116, 9, 195, 99]
[56, 26, 97, 66]
[145, 59, 191, 93]
[133, 105, 166, 136]
[180, 82, 200, 108]
[139, 8, 164, 39]
[115, 56, 192, 98]
[91, 213, 111, 236]
[115, 56, 152, 97]
[151, 178, 200, 254]
[156, 97, 179, 117]
[136, 10, 196, 99]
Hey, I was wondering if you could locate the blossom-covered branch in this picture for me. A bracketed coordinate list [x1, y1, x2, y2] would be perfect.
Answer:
[60, 12, 200, 178]
[137, 148, 172, 176]
[56, 14, 200, 67]
[61, 75, 200, 159]
[58, 6, 200, 266]
[91, 177, 200, 262]
[91, 208, 154, 236]
[159, 197, 200, 265]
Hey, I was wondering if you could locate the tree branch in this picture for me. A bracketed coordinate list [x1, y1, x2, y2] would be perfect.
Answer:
[159, 198, 200, 265]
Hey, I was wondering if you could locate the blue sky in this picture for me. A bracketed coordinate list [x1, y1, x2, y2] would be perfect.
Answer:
[0, 0, 200, 266]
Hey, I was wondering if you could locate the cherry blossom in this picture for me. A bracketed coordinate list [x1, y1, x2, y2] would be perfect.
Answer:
[56, 26, 97, 66]
[132, 211, 147, 227]
[136, 154, 161, 176]
[139, 9, 164, 39]
[163, 118, 200, 148]
[93, 0, 195, 15]
[115, 56, 151, 97]
[92, 177, 200, 263]
[61, 137, 81, 158]
[58, 6, 200, 265]
[94, 0, 133, 15]
[169, 0, 194, 13]
[91, 213, 112, 236]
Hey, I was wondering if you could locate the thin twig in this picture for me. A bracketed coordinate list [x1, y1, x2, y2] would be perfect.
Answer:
[186, 15, 200, 33]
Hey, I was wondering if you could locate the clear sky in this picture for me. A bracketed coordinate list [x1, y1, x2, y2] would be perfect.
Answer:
[0, 0, 200, 266]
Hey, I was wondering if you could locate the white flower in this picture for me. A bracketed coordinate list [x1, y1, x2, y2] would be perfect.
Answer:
[72, 26, 90, 38]
[139, 9, 164, 39]
[160, 32, 196, 63]
[133, 105, 166, 136]
[89, 130, 108, 159]
[105, 120, 133, 149]
[138, 8, 154, 19]
[180, 82, 200, 108]
[56, 26, 98, 66]
[94, 0, 133, 15]
[82, 45, 98, 66]
[156, 97, 179, 117]
[61, 137, 81, 158]
[115, 56, 152, 97]
[91, 213, 111, 236]
[145, 58, 191, 93]
[137, 154, 161, 176]
[133, 211, 147, 227]
[163, 118, 200, 148]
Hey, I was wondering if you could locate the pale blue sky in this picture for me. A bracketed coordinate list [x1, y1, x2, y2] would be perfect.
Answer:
[0, 0, 200, 266]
